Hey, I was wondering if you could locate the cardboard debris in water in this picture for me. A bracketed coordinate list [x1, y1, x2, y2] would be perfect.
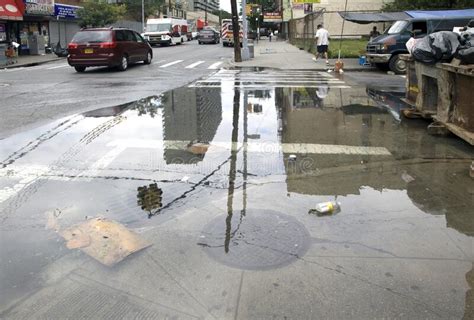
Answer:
[187, 142, 210, 155]
[60, 218, 151, 266]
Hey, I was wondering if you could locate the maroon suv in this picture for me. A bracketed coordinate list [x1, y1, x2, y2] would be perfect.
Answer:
[67, 28, 153, 72]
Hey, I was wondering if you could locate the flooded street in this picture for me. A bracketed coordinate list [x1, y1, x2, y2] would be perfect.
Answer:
[1, 69, 473, 319]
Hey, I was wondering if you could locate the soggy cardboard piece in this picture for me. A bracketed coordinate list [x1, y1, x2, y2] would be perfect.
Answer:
[60, 218, 151, 266]
[187, 143, 210, 155]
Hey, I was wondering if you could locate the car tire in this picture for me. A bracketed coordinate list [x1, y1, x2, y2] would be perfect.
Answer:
[389, 55, 406, 74]
[143, 51, 152, 64]
[117, 55, 128, 71]
[74, 66, 86, 73]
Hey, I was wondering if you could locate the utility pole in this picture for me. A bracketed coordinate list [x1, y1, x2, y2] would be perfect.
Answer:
[230, 0, 241, 62]
[141, 0, 145, 32]
[241, 0, 249, 60]
[204, 0, 207, 25]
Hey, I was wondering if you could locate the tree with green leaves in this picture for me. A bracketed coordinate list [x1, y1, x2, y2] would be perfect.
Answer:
[121, 0, 165, 22]
[77, 0, 126, 28]
[383, 0, 473, 11]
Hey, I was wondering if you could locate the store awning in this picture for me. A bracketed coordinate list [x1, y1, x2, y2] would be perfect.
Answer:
[0, 0, 24, 20]
[338, 11, 411, 24]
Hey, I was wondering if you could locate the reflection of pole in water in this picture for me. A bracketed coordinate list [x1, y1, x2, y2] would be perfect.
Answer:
[225, 86, 240, 253]
[242, 90, 248, 216]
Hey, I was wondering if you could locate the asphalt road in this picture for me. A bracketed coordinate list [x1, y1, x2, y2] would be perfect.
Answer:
[0, 40, 233, 139]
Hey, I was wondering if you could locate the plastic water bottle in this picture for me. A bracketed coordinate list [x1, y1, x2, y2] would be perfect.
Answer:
[313, 201, 341, 215]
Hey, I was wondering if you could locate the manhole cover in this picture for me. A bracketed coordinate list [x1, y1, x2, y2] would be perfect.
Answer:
[199, 209, 310, 270]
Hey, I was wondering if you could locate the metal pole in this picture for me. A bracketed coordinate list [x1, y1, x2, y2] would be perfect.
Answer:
[204, 0, 207, 25]
[241, 0, 249, 60]
[142, 0, 145, 32]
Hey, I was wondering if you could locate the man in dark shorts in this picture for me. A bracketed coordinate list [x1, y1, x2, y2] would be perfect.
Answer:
[313, 24, 329, 64]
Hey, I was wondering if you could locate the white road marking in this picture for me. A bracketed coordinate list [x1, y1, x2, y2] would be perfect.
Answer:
[107, 139, 391, 156]
[189, 84, 352, 89]
[46, 64, 69, 70]
[73, 146, 127, 182]
[152, 59, 166, 65]
[208, 62, 223, 69]
[185, 61, 205, 68]
[159, 60, 184, 68]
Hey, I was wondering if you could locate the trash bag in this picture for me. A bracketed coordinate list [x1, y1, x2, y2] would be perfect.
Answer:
[412, 31, 460, 64]
[455, 32, 474, 64]
[53, 41, 68, 58]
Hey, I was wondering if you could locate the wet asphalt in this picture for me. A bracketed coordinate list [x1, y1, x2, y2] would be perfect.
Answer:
[0, 61, 473, 319]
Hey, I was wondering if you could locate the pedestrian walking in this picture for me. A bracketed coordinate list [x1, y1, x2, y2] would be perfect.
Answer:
[269, 31, 274, 42]
[313, 24, 329, 65]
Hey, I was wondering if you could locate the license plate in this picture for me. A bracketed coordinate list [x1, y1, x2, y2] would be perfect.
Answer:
[84, 48, 93, 54]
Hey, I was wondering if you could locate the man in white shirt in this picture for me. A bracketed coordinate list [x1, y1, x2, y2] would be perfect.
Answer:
[314, 24, 329, 64]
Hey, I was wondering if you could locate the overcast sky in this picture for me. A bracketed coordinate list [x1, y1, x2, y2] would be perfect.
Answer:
[219, 0, 233, 14]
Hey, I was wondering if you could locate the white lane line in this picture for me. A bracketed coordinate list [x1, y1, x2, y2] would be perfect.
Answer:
[185, 61, 205, 69]
[159, 60, 183, 68]
[152, 59, 166, 65]
[208, 62, 223, 69]
[47, 64, 69, 70]
[107, 139, 391, 156]
[189, 85, 352, 89]
[195, 80, 346, 84]
[3, 67, 25, 72]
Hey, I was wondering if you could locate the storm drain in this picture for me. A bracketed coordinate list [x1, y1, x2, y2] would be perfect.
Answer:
[199, 209, 310, 270]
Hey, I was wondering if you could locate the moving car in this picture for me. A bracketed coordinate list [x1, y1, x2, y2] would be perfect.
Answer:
[67, 28, 153, 72]
[143, 18, 188, 46]
[198, 28, 220, 44]
[366, 9, 474, 74]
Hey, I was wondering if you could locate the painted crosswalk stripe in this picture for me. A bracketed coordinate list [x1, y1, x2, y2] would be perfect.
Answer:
[159, 60, 183, 68]
[47, 64, 69, 70]
[185, 61, 205, 69]
[208, 62, 223, 69]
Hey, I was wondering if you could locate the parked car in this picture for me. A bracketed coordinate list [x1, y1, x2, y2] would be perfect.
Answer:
[366, 9, 474, 74]
[67, 28, 152, 72]
[198, 28, 220, 44]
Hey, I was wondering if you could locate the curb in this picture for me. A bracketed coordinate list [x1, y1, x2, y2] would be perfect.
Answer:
[2, 57, 65, 69]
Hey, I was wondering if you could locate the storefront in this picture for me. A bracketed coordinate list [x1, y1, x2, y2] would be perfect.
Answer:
[0, 0, 25, 44]
[49, 3, 80, 48]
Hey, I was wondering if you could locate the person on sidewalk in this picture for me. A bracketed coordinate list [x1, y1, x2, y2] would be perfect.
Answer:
[269, 31, 274, 42]
[369, 26, 380, 41]
[313, 24, 329, 64]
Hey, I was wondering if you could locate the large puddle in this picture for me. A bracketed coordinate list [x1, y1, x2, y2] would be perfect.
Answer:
[1, 69, 473, 319]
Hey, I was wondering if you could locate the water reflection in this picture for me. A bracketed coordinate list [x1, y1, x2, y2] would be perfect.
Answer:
[137, 183, 163, 218]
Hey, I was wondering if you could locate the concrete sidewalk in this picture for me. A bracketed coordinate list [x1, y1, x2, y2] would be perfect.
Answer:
[230, 39, 376, 71]
[2, 53, 64, 69]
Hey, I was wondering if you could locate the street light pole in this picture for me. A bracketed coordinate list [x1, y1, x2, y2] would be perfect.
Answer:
[241, 0, 249, 60]
[141, 0, 145, 32]
[204, 0, 207, 25]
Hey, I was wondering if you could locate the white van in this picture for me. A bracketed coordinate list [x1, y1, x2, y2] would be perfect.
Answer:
[143, 18, 188, 46]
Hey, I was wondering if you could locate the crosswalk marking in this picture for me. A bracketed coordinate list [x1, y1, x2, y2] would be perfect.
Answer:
[190, 69, 351, 89]
[185, 61, 205, 68]
[159, 60, 183, 68]
[152, 59, 166, 65]
[47, 64, 69, 70]
[208, 62, 223, 69]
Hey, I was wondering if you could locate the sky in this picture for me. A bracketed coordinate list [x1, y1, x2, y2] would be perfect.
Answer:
[219, 0, 233, 14]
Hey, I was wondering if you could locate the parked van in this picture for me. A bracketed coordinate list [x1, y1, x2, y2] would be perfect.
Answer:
[143, 18, 188, 46]
[367, 9, 474, 74]
[221, 19, 243, 47]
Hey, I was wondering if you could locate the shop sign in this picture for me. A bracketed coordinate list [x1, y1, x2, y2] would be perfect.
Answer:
[25, 0, 55, 16]
[263, 12, 282, 23]
[54, 4, 80, 19]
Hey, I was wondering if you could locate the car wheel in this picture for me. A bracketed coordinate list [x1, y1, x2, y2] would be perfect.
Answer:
[74, 66, 86, 73]
[389, 55, 406, 74]
[143, 51, 152, 64]
[117, 55, 128, 71]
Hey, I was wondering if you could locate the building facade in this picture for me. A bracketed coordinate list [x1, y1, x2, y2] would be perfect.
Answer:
[185, 0, 219, 14]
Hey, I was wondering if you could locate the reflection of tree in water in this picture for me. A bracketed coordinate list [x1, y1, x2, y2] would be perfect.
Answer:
[129, 95, 164, 118]
[137, 183, 163, 218]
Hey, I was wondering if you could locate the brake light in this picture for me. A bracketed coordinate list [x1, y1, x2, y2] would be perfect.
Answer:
[68, 43, 78, 49]
[100, 42, 117, 49]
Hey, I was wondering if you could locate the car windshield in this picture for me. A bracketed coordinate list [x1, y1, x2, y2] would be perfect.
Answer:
[147, 23, 172, 32]
[71, 31, 112, 43]
[387, 20, 409, 34]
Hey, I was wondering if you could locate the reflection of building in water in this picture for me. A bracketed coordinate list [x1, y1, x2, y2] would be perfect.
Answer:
[290, 87, 327, 109]
[162, 87, 222, 164]
[464, 265, 474, 320]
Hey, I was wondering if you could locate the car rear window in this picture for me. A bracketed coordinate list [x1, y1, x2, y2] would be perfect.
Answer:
[72, 31, 112, 43]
